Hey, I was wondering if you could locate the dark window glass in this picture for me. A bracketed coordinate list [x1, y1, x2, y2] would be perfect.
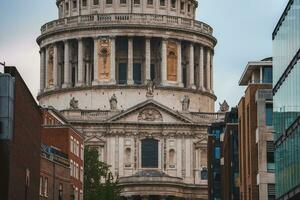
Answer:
[82, 0, 87, 7]
[147, 0, 153, 5]
[180, 2, 184, 10]
[201, 168, 208, 180]
[160, 0, 165, 6]
[263, 67, 273, 83]
[120, 0, 126, 4]
[215, 147, 221, 159]
[134, 0, 140, 4]
[267, 141, 275, 172]
[171, 0, 176, 8]
[106, 0, 112, 4]
[266, 103, 273, 126]
[73, 0, 77, 8]
[118, 63, 127, 84]
[93, 0, 99, 5]
[133, 63, 142, 84]
[142, 138, 158, 168]
[150, 64, 155, 81]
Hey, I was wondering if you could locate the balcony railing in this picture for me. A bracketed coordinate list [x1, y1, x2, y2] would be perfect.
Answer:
[40, 13, 213, 36]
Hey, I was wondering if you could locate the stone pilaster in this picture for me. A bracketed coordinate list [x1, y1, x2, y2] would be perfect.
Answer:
[39, 49, 45, 92]
[63, 40, 71, 88]
[206, 49, 211, 91]
[177, 41, 183, 87]
[127, 37, 134, 85]
[145, 37, 151, 83]
[45, 47, 49, 89]
[53, 43, 58, 89]
[110, 36, 116, 84]
[189, 43, 196, 89]
[199, 45, 204, 90]
[161, 38, 167, 85]
[211, 51, 214, 92]
[77, 38, 84, 86]
[92, 37, 99, 85]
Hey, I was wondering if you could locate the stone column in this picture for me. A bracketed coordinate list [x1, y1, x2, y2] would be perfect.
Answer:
[199, 45, 204, 90]
[77, 38, 84, 86]
[110, 36, 116, 84]
[63, 40, 70, 88]
[177, 41, 183, 87]
[92, 37, 99, 85]
[211, 51, 214, 92]
[161, 38, 167, 85]
[189, 43, 196, 89]
[39, 49, 45, 92]
[45, 47, 49, 89]
[127, 37, 134, 85]
[260, 66, 263, 83]
[53, 43, 58, 89]
[145, 37, 151, 83]
[206, 49, 211, 91]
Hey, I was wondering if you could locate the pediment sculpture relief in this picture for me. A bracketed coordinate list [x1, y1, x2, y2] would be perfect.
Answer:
[138, 108, 163, 122]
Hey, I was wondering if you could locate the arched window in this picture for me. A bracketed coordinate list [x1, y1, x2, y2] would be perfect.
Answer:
[141, 138, 159, 168]
[169, 149, 175, 168]
[125, 148, 131, 167]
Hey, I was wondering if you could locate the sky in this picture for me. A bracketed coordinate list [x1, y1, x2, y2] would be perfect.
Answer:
[0, 0, 289, 109]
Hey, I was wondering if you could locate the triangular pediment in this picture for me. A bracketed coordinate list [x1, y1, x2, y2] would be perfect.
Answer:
[107, 99, 193, 124]
[85, 136, 105, 144]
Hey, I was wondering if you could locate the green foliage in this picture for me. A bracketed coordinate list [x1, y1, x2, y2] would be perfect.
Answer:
[84, 147, 121, 200]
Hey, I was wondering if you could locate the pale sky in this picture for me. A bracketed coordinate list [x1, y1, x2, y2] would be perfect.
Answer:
[0, 0, 289, 109]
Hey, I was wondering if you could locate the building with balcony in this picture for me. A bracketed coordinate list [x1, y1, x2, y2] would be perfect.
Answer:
[272, 0, 300, 199]
[238, 58, 275, 200]
[37, 1, 218, 199]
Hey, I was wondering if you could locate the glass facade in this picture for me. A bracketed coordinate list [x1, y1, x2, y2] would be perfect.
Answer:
[273, 0, 300, 198]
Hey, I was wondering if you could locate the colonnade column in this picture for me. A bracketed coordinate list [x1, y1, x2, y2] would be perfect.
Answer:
[63, 40, 70, 88]
[45, 47, 49, 89]
[145, 37, 151, 83]
[189, 43, 196, 89]
[199, 46, 204, 90]
[206, 49, 211, 91]
[211, 51, 214, 92]
[93, 37, 99, 85]
[177, 41, 183, 87]
[40, 49, 45, 92]
[127, 37, 134, 85]
[53, 43, 58, 89]
[110, 36, 116, 84]
[161, 38, 167, 85]
[77, 38, 84, 86]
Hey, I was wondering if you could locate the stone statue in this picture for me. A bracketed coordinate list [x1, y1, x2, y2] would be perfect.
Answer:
[181, 95, 190, 111]
[219, 100, 229, 112]
[70, 97, 79, 110]
[146, 80, 154, 97]
[109, 94, 118, 110]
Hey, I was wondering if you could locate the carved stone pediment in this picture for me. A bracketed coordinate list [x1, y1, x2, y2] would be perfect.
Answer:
[138, 108, 163, 122]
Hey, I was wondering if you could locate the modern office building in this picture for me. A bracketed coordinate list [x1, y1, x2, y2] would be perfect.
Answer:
[272, 0, 300, 199]
[208, 122, 225, 200]
[41, 107, 84, 200]
[0, 67, 42, 200]
[40, 144, 71, 200]
[220, 108, 239, 200]
[37, 0, 219, 199]
[238, 58, 275, 200]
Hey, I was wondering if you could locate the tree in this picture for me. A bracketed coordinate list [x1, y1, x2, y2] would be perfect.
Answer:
[84, 147, 121, 200]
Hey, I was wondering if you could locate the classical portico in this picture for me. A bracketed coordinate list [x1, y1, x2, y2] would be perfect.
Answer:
[37, 1, 218, 199]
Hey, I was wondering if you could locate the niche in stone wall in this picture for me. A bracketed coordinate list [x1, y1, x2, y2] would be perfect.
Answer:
[167, 41, 178, 81]
[168, 149, 176, 168]
[47, 47, 54, 86]
[98, 38, 111, 80]
[125, 147, 132, 168]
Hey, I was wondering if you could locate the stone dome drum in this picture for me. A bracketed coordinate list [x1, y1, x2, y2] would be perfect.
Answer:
[37, 0, 218, 199]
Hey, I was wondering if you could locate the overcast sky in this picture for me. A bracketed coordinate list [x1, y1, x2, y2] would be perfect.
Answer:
[0, 0, 289, 109]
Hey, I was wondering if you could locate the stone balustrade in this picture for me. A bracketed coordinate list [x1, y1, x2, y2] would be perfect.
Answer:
[40, 13, 213, 35]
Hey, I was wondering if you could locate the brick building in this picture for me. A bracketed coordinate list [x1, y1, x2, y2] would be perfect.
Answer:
[0, 66, 42, 200]
[40, 144, 71, 200]
[238, 58, 275, 200]
[221, 108, 239, 200]
[41, 107, 84, 200]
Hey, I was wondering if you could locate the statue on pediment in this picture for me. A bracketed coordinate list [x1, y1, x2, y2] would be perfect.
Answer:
[181, 95, 190, 112]
[219, 100, 229, 112]
[110, 94, 118, 110]
[70, 97, 79, 110]
[146, 80, 154, 98]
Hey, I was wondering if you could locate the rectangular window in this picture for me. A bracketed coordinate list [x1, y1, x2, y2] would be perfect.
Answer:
[147, 0, 153, 5]
[59, 183, 63, 200]
[267, 141, 275, 172]
[44, 177, 48, 197]
[73, 0, 77, 9]
[106, 0, 112, 4]
[133, 63, 142, 84]
[171, 0, 176, 8]
[266, 103, 273, 126]
[160, 0, 165, 6]
[215, 147, 221, 159]
[180, 1, 184, 10]
[93, 0, 99, 5]
[263, 67, 272, 83]
[134, 0, 140, 4]
[120, 0, 126, 4]
[268, 184, 275, 200]
[66, 2, 69, 11]
[82, 0, 87, 7]
[39, 177, 43, 196]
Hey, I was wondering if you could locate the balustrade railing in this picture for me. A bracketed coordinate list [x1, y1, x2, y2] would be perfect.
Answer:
[40, 13, 213, 35]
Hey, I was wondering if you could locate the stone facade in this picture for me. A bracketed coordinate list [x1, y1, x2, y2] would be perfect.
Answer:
[37, 1, 218, 199]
